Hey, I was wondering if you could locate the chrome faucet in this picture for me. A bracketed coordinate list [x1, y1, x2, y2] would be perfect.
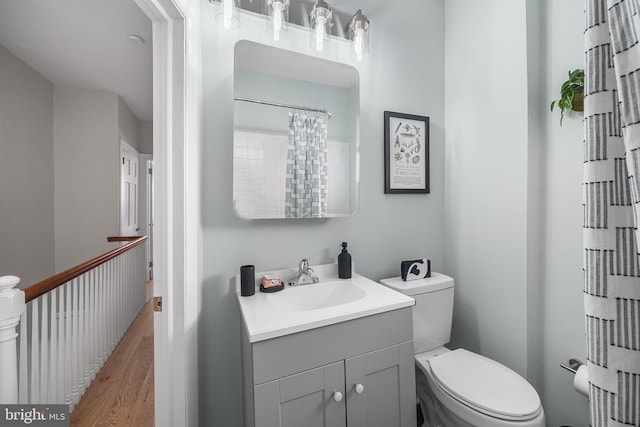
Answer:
[290, 258, 320, 286]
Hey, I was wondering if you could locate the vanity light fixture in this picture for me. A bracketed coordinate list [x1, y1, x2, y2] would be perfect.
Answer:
[265, 0, 290, 41]
[210, 0, 370, 60]
[346, 9, 369, 62]
[310, 0, 332, 52]
[213, 0, 240, 30]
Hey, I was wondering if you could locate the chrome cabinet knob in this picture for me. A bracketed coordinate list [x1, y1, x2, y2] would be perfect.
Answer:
[332, 390, 343, 402]
[354, 383, 364, 394]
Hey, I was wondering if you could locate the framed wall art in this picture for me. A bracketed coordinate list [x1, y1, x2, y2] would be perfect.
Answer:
[384, 111, 430, 194]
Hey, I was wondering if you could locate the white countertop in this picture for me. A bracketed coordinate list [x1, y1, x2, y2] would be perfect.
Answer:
[236, 263, 415, 343]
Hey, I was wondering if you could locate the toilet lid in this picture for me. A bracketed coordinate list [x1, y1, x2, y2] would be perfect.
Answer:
[429, 349, 541, 420]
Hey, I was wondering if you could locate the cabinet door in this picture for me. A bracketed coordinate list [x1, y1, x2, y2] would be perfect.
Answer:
[345, 342, 416, 427]
[254, 361, 346, 427]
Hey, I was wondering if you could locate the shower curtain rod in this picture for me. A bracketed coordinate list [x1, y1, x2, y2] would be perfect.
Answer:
[234, 97, 332, 119]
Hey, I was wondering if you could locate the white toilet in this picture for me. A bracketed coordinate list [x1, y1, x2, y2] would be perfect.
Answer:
[380, 273, 545, 427]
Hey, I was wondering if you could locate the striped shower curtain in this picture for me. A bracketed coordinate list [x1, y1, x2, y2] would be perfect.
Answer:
[584, 0, 640, 426]
[285, 112, 328, 218]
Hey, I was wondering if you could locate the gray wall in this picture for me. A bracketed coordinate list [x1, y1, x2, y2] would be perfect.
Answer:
[199, 1, 445, 424]
[444, 0, 530, 374]
[53, 85, 121, 271]
[53, 87, 143, 272]
[444, 1, 588, 426]
[539, 0, 588, 425]
[138, 120, 153, 154]
[0, 44, 55, 287]
[118, 96, 140, 152]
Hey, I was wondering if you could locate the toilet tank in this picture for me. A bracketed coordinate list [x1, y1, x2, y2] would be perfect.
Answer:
[380, 273, 454, 354]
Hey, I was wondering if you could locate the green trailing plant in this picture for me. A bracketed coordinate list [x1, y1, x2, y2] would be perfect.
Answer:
[550, 69, 584, 125]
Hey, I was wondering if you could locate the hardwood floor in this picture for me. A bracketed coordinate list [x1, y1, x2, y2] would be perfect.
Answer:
[70, 285, 154, 427]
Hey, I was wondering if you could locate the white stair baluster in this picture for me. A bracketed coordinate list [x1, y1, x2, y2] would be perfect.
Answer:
[49, 288, 58, 403]
[122, 253, 127, 324]
[78, 275, 86, 395]
[132, 249, 136, 311]
[88, 269, 96, 381]
[97, 265, 105, 368]
[121, 255, 125, 331]
[85, 272, 93, 384]
[18, 309, 28, 404]
[127, 251, 133, 321]
[40, 292, 49, 403]
[58, 284, 66, 404]
[71, 278, 79, 406]
[99, 264, 105, 362]
[107, 260, 113, 356]
[64, 280, 72, 406]
[110, 260, 116, 354]
[118, 256, 124, 337]
[139, 247, 145, 307]
[137, 248, 142, 308]
[112, 258, 118, 344]
[94, 268, 99, 377]
[29, 299, 40, 403]
[119, 256, 125, 339]
[128, 252, 132, 318]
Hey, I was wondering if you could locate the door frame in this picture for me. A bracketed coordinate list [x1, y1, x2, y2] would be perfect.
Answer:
[140, 155, 154, 280]
[133, 0, 200, 426]
[119, 139, 140, 236]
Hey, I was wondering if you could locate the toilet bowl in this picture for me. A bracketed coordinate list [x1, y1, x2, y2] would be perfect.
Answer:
[415, 348, 545, 427]
[380, 274, 546, 427]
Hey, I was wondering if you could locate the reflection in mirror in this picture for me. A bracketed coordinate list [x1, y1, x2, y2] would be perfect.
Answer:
[233, 40, 359, 219]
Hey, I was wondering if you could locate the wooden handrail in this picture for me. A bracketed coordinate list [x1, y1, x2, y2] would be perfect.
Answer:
[24, 236, 148, 303]
[107, 236, 142, 242]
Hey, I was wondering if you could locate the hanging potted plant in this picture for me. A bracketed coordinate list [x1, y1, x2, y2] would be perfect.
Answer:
[550, 69, 584, 125]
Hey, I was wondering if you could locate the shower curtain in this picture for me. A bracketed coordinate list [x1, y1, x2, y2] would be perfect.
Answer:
[285, 112, 328, 218]
[584, 1, 640, 426]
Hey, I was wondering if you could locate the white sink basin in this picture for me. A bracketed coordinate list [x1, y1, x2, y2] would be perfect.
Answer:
[236, 263, 414, 342]
[266, 280, 367, 311]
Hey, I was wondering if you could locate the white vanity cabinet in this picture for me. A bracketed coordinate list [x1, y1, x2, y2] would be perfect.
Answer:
[241, 308, 416, 427]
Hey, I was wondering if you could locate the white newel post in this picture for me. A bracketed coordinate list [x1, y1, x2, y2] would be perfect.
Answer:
[0, 276, 25, 404]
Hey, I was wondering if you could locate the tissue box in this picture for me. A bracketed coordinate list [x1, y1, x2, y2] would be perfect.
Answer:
[401, 258, 431, 281]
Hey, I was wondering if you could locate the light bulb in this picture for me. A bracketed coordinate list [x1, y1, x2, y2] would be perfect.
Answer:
[273, 2, 284, 41]
[315, 16, 327, 52]
[354, 29, 365, 61]
[223, 0, 233, 29]
[348, 10, 369, 61]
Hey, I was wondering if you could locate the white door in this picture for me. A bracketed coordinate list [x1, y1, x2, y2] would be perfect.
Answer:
[120, 140, 140, 236]
[147, 159, 153, 279]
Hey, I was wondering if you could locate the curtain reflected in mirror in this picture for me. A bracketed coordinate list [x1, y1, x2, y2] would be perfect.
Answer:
[233, 40, 359, 219]
[285, 112, 328, 218]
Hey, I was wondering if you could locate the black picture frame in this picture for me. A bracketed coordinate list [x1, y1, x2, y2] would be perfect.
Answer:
[384, 111, 430, 194]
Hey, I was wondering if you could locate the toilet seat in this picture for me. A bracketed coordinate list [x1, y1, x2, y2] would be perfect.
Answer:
[422, 349, 542, 421]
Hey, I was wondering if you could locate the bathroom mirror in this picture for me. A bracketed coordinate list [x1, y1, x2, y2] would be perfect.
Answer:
[233, 40, 359, 219]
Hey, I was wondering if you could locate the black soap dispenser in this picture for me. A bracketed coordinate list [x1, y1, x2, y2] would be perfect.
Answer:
[338, 242, 352, 279]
